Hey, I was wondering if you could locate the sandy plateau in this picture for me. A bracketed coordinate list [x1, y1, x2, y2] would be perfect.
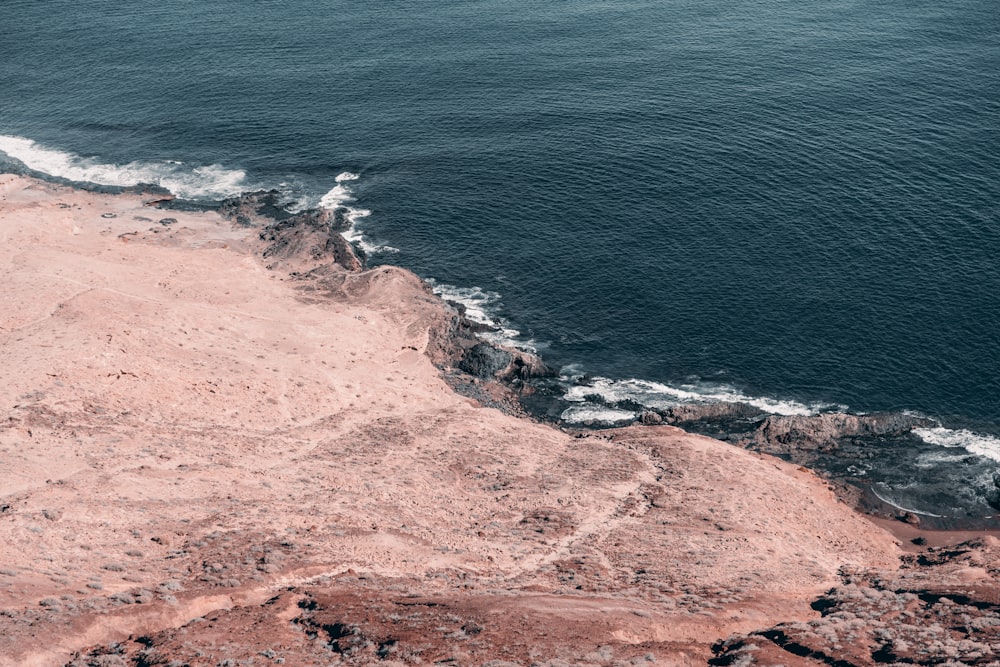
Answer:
[1, 174, 999, 667]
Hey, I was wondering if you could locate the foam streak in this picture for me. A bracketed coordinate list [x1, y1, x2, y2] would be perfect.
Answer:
[0, 134, 247, 200]
[318, 172, 397, 255]
[914, 427, 1000, 463]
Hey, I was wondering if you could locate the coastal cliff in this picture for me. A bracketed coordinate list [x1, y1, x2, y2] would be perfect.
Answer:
[1, 175, 997, 666]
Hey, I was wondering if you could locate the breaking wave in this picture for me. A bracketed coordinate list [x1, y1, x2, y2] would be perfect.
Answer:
[913, 426, 1000, 463]
[0, 134, 248, 200]
[560, 375, 831, 423]
[318, 173, 397, 255]
[426, 280, 535, 351]
[0, 135, 400, 260]
[560, 404, 638, 425]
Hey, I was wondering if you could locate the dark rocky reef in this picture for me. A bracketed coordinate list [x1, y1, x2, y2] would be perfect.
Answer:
[459, 342, 513, 379]
[218, 189, 291, 226]
[459, 342, 553, 382]
[735, 411, 936, 457]
[547, 392, 956, 517]
[258, 211, 362, 272]
[217, 190, 363, 272]
[421, 298, 555, 416]
[565, 392, 935, 465]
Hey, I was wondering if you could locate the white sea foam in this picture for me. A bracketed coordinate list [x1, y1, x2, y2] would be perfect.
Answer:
[562, 376, 825, 417]
[318, 183, 353, 209]
[428, 282, 503, 326]
[317, 174, 397, 254]
[0, 134, 247, 200]
[560, 405, 638, 424]
[913, 427, 1000, 463]
[427, 280, 535, 351]
[911, 448, 978, 469]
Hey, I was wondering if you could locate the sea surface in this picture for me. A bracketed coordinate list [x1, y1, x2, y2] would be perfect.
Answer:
[2, 0, 999, 519]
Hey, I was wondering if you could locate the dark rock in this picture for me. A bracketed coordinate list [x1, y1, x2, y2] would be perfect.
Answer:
[457, 343, 555, 382]
[461, 621, 483, 635]
[663, 402, 765, 424]
[218, 190, 289, 226]
[738, 412, 935, 455]
[498, 349, 555, 381]
[459, 344, 512, 379]
[259, 212, 362, 272]
[640, 411, 663, 425]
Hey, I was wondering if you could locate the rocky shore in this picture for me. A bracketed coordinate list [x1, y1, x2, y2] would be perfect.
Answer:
[2, 174, 998, 666]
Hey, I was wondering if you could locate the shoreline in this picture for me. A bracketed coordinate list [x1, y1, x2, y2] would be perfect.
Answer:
[5, 165, 999, 527]
[2, 173, 998, 666]
[221, 180, 1000, 530]
[6, 159, 1000, 525]
[8, 167, 1000, 529]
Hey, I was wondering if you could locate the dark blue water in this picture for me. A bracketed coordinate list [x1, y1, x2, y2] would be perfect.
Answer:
[3, 0, 999, 517]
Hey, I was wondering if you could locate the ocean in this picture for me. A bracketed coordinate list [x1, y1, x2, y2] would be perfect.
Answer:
[2, 0, 998, 520]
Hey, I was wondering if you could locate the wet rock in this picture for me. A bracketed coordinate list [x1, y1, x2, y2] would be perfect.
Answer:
[459, 343, 512, 379]
[986, 474, 1000, 510]
[739, 411, 934, 454]
[218, 190, 288, 226]
[661, 402, 765, 424]
[498, 349, 555, 381]
[458, 344, 554, 381]
[259, 213, 362, 272]
[640, 411, 663, 425]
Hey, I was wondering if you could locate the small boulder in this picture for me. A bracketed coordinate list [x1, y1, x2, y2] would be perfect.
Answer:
[640, 411, 663, 425]
[459, 343, 512, 379]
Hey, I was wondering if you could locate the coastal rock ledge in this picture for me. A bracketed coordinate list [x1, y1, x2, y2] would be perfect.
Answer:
[2, 174, 998, 667]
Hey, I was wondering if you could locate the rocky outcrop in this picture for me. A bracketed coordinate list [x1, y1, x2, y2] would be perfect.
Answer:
[658, 401, 766, 425]
[988, 473, 1000, 510]
[458, 343, 554, 381]
[258, 211, 362, 272]
[737, 411, 935, 455]
[459, 342, 513, 378]
[503, 348, 553, 380]
[218, 189, 293, 226]
[219, 190, 362, 271]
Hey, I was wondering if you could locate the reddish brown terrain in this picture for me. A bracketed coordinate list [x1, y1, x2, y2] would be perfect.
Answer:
[1, 175, 998, 666]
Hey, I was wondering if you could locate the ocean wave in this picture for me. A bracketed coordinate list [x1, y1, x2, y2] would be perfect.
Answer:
[317, 173, 397, 255]
[913, 426, 1000, 463]
[911, 447, 980, 469]
[426, 280, 536, 351]
[561, 376, 828, 417]
[0, 134, 247, 200]
[559, 405, 638, 424]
